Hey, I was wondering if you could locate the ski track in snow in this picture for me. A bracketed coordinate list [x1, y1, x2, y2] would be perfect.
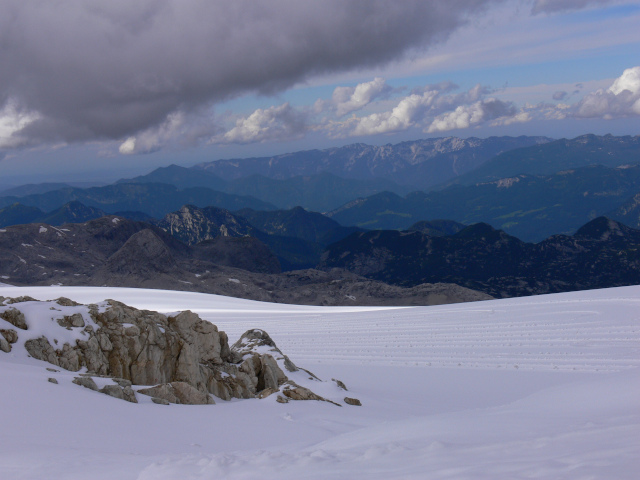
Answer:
[0, 284, 639, 479]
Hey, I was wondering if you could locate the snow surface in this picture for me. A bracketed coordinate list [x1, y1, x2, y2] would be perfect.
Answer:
[0, 284, 639, 479]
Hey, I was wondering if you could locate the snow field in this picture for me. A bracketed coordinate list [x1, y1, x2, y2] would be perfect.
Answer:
[0, 284, 639, 479]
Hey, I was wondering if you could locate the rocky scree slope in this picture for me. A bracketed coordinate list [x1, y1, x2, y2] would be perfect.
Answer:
[0, 216, 490, 306]
[0, 296, 357, 406]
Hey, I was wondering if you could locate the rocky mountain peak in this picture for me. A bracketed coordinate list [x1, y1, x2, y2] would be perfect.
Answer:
[103, 229, 179, 276]
[157, 204, 256, 245]
[574, 216, 629, 241]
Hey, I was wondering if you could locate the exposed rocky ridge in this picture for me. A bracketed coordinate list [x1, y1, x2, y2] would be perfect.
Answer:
[319, 216, 640, 298]
[153, 204, 327, 270]
[0, 216, 489, 306]
[0, 296, 354, 406]
[156, 204, 259, 245]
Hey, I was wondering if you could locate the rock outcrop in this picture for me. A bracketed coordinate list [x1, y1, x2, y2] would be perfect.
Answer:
[138, 382, 214, 405]
[0, 296, 357, 407]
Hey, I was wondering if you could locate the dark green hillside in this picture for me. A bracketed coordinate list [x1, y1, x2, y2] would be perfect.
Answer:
[0, 183, 276, 218]
[235, 206, 360, 245]
[328, 164, 640, 242]
[225, 172, 409, 211]
[451, 134, 640, 186]
[117, 164, 227, 191]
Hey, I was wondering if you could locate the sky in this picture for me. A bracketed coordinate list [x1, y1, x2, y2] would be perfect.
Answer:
[0, 0, 639, 185]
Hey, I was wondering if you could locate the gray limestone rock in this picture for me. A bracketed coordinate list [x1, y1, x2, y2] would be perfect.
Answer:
[55, 297, 81, 307]
[0, 329, 18, 344]
[4, 296, 37, 305]
[0, 336, 10, 353]
[25, 337, 59, 366]
[0, 308, 28, 330]
[232, 329, 298, 372]
[100, 383, 138, 403]
[281, 383, 341, 406]
[138, 382, 214, 405]
[344, 397, 362, 406]
[57, 313, 85, 328]
[113, 378, 132, 388]
[333, 379, 348, 391]
[122, 385, 138, 403]
[7, 298, 342, 406]
[58, 343, 82, 371]
[48, 378, 58, 384]
[72, 376, 98, 391]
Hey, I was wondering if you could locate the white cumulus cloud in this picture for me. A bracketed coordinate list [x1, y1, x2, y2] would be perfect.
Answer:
[214, 103, 306, 144]
[332, 77, 392, 116]
[574, 66, 640, 118]
[349, 90, 439, 136]
[427, 98, 525, 133]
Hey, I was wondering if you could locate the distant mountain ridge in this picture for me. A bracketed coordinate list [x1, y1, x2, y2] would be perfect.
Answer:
[0, 201, 108, 228]
[450, 134, 640, 186]
[194, 136, 551, 189]
[327, 164, 640, 242]
[318, 217, 640, 298]
[0, 183, 275, 218]
[3, 133, 640, 243]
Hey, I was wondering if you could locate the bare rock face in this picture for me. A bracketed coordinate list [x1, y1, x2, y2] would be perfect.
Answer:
[100, 383, 138, 403]
[1, 297, 348, 406]
[0, 329, 18, 344]
[0, 308, 28, 330]
[25, 337, 59, 365]
[102, 229, 179, 277]
[231, 329, 299, 372]
[72, 376, 99, 391]
[138, 382, 215, 405]
[57, 313, 85, 328]
[0, 335, 10, 353]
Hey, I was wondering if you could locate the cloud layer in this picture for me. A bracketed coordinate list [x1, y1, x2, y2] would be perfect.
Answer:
[0, 0, 498, 150]
[574, 66, 640, 118]
[531, 0, 621, 14]
[211, 66, 640, 144]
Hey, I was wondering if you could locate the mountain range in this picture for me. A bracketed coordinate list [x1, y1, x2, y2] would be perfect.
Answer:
[0, 215, 489, 306]
[194, 136, 551, 189]
[318, 216, 640, 298]
[449, 133, 640, 186]
[327, 163, 640, 242]
[2, 133, 640, 305]
[0, 183, 276, 218]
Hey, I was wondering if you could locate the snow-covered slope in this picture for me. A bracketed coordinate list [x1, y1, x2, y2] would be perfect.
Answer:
[1, 284, 639, 479]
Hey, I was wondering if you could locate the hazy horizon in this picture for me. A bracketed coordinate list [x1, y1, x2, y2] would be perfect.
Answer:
[1, 1, 638, 185]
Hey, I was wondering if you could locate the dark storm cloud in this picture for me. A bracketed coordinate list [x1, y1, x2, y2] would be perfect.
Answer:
[0, 0, 501, 147]
[532, 0, 618, 14]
